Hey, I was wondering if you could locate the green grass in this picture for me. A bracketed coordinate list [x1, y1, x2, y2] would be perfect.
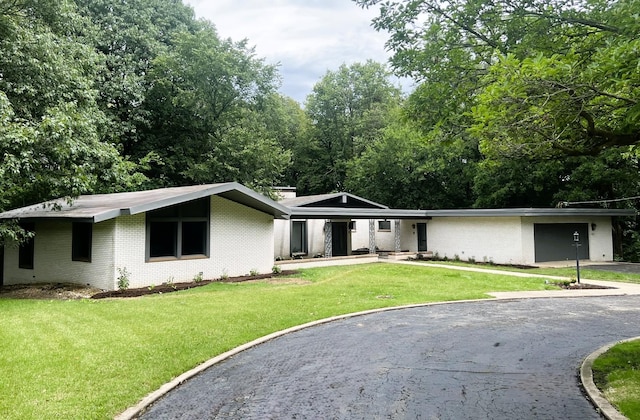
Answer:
[421, 260, 640, 283]
[592, 339, 640, 419]
[0, 263, 558, 418]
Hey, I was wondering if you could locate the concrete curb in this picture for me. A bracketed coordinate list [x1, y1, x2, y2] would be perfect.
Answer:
[115, 299, 486, 420]
[581, 337, 640, 420]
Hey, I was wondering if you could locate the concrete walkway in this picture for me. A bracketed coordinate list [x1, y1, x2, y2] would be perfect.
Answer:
[121, 262, 640, 419]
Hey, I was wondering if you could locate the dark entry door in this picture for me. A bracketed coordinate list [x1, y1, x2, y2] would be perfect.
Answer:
[534, 223, 589, 262]
[332, 222, 348, 257]
[417, 223, 428, 252]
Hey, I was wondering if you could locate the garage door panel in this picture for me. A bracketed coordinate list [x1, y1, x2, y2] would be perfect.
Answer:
[534, 223, 589, 263]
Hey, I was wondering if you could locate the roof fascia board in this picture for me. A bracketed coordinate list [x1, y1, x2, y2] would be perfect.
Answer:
[289, 207, 428, 219]
[125, 184, 235, 216]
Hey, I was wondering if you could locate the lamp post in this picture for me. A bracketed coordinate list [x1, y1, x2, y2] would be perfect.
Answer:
[573, 231, 581, 284]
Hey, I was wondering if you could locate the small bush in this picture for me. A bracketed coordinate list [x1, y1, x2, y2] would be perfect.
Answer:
[272, 265, 282, 274]
[164, 276, 176, 290]
[250, 269, 259, 277]
[117, 267, 130, 291]
[193, 272, 203, 283]
[219, 270, 229, 281]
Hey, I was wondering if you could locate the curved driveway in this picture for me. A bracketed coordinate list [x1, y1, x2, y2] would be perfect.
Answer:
[139, 295, 640, 419]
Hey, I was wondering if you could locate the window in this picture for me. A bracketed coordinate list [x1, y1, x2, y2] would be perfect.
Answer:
[349, 221, 356, 231]
[146, 198, 209, 260]
[19, 222, 35, 269]
[291, 221, 307, 256]
[72, 222, 92, 262]
[378, 220, 391, 231]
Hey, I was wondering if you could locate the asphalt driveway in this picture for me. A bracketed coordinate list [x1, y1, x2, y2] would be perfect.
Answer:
[139, 295, 640, 419]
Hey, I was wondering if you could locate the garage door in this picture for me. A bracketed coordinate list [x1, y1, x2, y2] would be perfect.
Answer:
[534, 223, 589, 262]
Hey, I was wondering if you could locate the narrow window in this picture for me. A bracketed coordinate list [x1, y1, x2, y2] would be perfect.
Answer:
[378, 220, 391, 231]
[146, 198, 209, 260]
[18, 222, 35, 269]
[72, 222, 93, 262]
[349, 221, 356, 231]
[291, 221, 307, 256]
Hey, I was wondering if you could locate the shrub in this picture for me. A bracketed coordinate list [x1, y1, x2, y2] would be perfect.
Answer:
[272, 265, 282, 274]
[117, 267, 130, 291]
[193, 272, 203, 283]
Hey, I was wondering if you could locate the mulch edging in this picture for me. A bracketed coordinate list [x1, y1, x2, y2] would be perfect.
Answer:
[91, 270, 299, 299]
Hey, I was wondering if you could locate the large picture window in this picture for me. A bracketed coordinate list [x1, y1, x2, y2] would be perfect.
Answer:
[146, 198, 209, 260]
[291, 221, 307, 256]
[72, 222, 92, 262]
[18, 222, 35, 269]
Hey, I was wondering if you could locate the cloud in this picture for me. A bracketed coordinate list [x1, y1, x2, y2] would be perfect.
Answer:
[182, 0, 396, 103]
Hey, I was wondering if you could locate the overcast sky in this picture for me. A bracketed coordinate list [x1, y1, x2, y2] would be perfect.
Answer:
[182, 0, 409, 104]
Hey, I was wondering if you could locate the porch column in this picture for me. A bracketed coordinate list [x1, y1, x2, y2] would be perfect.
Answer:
[324, 220, 332, 258]
[368, 219, 376, 254]
[394, 219, 401, 252]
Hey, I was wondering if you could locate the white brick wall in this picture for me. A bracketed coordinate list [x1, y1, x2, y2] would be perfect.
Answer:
[427, 217, 525, 264]
[3, 220, 115, 289]
[112, 196, 275, 289]
[3, 196, 276, 290]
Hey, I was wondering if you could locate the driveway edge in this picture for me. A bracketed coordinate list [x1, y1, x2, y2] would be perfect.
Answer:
[115, 299, 484, 420]
[580, 336, 640, 420]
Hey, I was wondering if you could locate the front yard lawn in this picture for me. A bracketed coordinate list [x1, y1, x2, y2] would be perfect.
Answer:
[0, 263, 557, 419]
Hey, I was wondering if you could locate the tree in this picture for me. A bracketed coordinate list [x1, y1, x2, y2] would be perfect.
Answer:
[346, 114, 478, 209]
[299, 61, 402, 194]
[140, 22, 290, 192]
[356, 0, 640, 158]
[75, 0, 197, 156]
[0, 0, 142, 213]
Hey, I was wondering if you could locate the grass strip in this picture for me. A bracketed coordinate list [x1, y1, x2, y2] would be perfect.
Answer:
[420, 260, 640, 283]
[592, 339, 640, 419]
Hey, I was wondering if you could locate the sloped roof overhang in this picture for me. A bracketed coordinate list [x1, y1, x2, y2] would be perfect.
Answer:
[0, 182, 290, 223]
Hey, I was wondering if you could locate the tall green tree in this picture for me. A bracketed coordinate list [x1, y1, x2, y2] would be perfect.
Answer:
[75, 0, 197, 156]
[299, 60, 402, 193]
[0, 0, 142, 213]
[346, 114, 478, 208]
[140, 22, 290, 192]
[356, 0, 640, 159]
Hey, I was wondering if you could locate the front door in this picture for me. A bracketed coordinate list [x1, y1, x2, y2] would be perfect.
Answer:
[417, 223, 428, 252]
[331, 222, 348, 257]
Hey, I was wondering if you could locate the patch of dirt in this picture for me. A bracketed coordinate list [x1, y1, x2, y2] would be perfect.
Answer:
[0, 270, 301, 300]
[0, 283, 102, 300]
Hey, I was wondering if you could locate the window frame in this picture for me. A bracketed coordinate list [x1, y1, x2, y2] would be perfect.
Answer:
[290, 220, 308, 256]
[378, 220, 391, 231]
[72, 222, 93, 262]
[146, 198, 210, 262]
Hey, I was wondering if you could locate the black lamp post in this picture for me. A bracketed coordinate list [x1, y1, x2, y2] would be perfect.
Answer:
[573, 231, 581, 284]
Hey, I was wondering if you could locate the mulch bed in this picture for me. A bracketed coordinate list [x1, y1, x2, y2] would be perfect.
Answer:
[556, 282, 614, 290]
[90, 270, 299, 299]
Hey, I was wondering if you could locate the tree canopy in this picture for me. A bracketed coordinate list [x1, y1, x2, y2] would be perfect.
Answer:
[355, 0, 640, 159]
